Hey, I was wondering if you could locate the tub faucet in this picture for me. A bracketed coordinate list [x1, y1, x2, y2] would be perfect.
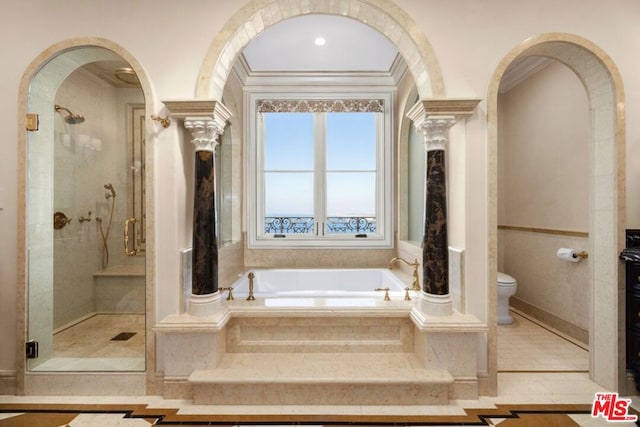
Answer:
[247, 272, 256, 301]
[389, 257, 421, 291]
[374, 287, 391, 301]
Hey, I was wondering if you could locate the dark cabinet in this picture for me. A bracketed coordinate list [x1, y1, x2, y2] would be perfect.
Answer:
[621, 229, 640, 392]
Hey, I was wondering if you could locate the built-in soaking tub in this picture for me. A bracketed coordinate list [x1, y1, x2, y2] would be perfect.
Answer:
[229, 268, 414, 308]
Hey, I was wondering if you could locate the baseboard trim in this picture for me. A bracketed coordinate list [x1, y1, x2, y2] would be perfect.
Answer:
[0, 370, 17, 395]
[510, 298, 588, 347]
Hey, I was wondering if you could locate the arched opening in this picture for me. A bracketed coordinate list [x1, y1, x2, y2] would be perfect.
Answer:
[191, 1, 448, 268]
[17, 39, 156, 394]
[195, 0, 444, 100]
[488, 34, 625, 392]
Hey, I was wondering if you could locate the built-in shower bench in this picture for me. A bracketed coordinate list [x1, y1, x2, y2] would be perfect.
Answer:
[189, 352, 453, 405]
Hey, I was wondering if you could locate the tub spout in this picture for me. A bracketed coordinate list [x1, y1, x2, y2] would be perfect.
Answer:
[247, 272, 256, 301]
[389, 257, 421, 291]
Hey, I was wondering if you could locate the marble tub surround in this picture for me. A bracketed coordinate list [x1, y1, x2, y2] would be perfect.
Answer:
[155, 280, 487, 405]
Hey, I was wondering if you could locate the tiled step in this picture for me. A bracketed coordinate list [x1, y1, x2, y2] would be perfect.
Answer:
[189, 353, 453, 405]
[225, 316, 414, 353]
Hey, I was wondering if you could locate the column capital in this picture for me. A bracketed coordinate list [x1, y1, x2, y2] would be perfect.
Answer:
[184, 118, 223, 152]
[407, 98, 480, 152]
[421, 116, 456, 151]
[163, 99, 232, 152]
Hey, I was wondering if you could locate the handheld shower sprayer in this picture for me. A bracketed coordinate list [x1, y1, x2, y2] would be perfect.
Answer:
[104, 184, 116, 199]
[97, 183, 116, 269]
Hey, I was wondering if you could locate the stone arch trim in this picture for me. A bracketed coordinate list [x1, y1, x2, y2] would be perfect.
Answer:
[18, 37, 155, 105]
[487, 32, 625, 392]
[195, 0, 445, 99]
[16, 36, 157, 394]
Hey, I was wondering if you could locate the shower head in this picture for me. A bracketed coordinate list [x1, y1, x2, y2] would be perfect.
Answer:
[104, 183, 116, 199]
[55, 104, 85, 125]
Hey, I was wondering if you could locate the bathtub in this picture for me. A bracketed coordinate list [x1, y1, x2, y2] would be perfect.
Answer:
[229, 268, 412, 308]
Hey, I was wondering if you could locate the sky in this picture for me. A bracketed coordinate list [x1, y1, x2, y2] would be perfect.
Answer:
[264, 112, 377, 218]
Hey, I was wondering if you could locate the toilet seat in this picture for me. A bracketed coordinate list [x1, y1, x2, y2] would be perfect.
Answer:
[497, 272, 516, 286]
[497, 272, 517, 325]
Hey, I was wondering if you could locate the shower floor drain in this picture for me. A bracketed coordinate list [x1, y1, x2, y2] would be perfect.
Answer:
[111, 332, 136, 341]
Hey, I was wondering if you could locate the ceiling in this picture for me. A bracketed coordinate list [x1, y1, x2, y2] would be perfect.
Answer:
[499, 56, 554, 93]
[81, 61, 141, 88]
[241, 14, 399, 73]
[77, 18, 549, 92]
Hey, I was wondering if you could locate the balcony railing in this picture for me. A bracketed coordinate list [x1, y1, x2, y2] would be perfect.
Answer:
[326, 216, 376, 233]
[264, 216, 376, 235]
[264, 216, 315, 234]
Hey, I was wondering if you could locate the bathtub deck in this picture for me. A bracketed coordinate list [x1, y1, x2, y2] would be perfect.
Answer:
[157, 293, 487, 406]
[189, 353, 453, 405]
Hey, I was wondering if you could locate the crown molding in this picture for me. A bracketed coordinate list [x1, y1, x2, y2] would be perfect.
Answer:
[233, 53, 406, 89]
[407, 98, 482, 122]
[162, 99, 232, 122]
[499, 56, 554, 93]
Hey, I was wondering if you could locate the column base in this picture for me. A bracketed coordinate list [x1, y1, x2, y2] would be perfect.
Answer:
[417, 292, 453, 317]
[188, 292, 223, 317]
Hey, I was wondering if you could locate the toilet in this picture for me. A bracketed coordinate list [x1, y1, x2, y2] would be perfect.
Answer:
[497, 272, 517, 325]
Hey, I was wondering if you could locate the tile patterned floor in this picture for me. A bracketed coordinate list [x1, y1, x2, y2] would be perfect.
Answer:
[497, 311, 589, 372]
[31, 314, 145, 372]
[2, 310, 637, 426]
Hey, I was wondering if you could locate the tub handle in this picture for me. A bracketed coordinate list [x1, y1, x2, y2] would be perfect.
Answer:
[374, 287, 391, 301]
[404, 287, 412, 301]
[219, 286, 234, 301]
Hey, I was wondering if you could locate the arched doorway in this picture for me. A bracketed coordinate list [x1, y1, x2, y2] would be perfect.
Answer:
[17, 38, 156, 394]
[488, 33, 625, 392]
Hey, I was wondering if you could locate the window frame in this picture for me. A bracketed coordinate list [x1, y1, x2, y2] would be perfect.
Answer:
[246, 92, 393, 249]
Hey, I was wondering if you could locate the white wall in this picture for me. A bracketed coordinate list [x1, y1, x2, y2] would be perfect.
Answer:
[1, 0, 640, 390]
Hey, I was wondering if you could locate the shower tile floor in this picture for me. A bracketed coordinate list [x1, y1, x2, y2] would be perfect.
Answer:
[31, 313, 145, 371]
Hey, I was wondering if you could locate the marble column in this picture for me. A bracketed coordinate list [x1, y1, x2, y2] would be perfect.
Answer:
[163, 100, 232, 316]
[185, 118, 222, 296]
[407, 106, 457, 316]
[422, 116, 456, 296]
[407, 99, 479, 317]
[183, 115, 228, 316]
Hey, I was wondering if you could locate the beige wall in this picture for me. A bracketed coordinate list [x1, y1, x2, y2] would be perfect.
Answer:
[498, 60, 590, 333]
[498, 61, 589, 231]
[1, 0, 640, 393]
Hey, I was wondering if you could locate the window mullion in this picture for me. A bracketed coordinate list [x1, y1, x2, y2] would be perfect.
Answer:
[257, 112, 265, 238]
[376, 113, 384, 236]
[315, 112, 326, 236]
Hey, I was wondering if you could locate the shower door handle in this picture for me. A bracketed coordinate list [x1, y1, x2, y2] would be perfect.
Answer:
[124, 217, 139, 256]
